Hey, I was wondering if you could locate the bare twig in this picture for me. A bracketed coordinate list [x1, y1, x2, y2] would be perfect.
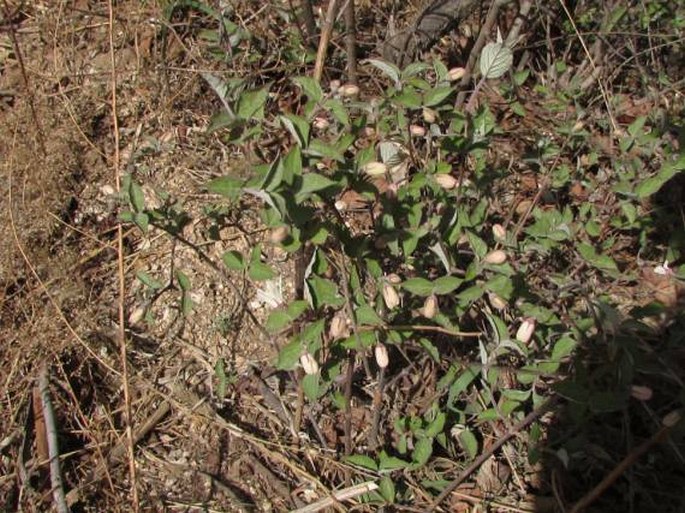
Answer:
[569, 421, 678, 513]
[426, 396, 558, 512]
[343, 0, 358, 84]
[291, 480, 379, 513]
[313, 0, 338, 82]
[107, 1, 138, 509]
[38, 365, 69, 513]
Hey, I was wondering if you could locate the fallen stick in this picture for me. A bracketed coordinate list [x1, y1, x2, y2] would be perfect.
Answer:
[38, 365, 69, 513]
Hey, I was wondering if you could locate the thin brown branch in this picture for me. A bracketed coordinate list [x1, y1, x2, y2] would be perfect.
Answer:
[344, 0, 358, 84]
[107, 1, 139, 509]
[569, 421, 677, 513]
[313, 0, 339, 82]
[426, 396, 558, 512]
[38, 365, 69, 513]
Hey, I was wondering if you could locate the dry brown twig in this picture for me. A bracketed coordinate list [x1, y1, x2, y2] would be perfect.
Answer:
[313, 0, 339, 82]
[38, 365, 69, 513]
[426, 396, 558, 512]
[106, 0, 138, 509]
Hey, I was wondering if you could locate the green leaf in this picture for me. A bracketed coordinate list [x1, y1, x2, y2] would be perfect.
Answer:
[136, 271, 163, 290]
[302, 373, 320, 401]
[345, 454, 378, 471]
[552, 336, 576, 361]
[237, 87, 269, 120]
[134, 212, 149, 232]
[282, 145, 303, 184]
[577, 243, 619, 273]
[425, 412, 446, 437]
[379, 476, 395, 503]
[249, 245, 276, 281]
[307, 275, 344, 308]
[480, 42, 513, 79]
[378, 451, 409, 471]
[181, 292, 194, 317]
[249, 261, 276, 281]
[276, 338, 301, 370]
[129, 180, 145, 212]
[296, 173, 337, 202]
[423, 86, 453, 107]
[635, 156, 684, 198]
[280, 113, 310, 147]
[467, 231, 488, 259]
[292, 76, 323, 103]
[222, 250, 246, 271]
[401, 277, 434, 296]
[265, 311, 292, 333]
[433, 276, 462, 295]
[458, 429, 479, 459]
[412, 437, 433, 467]
[176, 270, 191, 291]
[207, 176, 243, 198]
[356, 304, 384, 326]
[366, 58, 401, 85]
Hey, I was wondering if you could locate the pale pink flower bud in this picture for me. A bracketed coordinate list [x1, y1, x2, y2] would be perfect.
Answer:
[300, 352, 319, 375]
[374, 344, 389, 369]
[382, 283, 400, 309]
[313, 117, 330, 130]
[270, 225, 289, 244]
[421, 294, 439, 319]
[516, 318, 536, 344]
[663, 410, 682, 427]
[630, 385, 653, 402]
[488, 293, 507, 310]
[329, 312, 349, 340]
[435, 174, 458, 190]
[385, 273, 402, 285]
[363, 161, 387, 177]
[329, 79, 341, 93]
[492, 224, 506, 241]
[410, 124, 426, 137]
[484, 250, 507, 265]
[339, 83, 360, 97]
[422, 107, 437, 123]
[448, 67, 466, 81]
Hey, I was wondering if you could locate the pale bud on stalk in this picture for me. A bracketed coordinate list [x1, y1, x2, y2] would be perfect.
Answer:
[492, 223, 506, 241]
[329, 79, 341, 93]
[435, 173, 458, 190]
[422, 107, 437, 124]
[421, 294, 439, 319]
[630, 385, 653, 402]
[363, 161, 387, 177]
[270, 225, 289, 244]
[410, 125, 426, 137]
[339, 83, 360, 97]
[128, 305, 146, 326]
[484, 249, 507, 265]
[662, 410, 682, 427]
[300, 352, 319, 375]
[374, 344, 389, 369]
[488, 293, 508, 310]
[385, 273, 402, 285]
[447, 67, 466, 81]
[515, 318, 537, 344]
[329, 312, 348, 340]
[313, 117, 330, 130]
[382, 283, 400, 309]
